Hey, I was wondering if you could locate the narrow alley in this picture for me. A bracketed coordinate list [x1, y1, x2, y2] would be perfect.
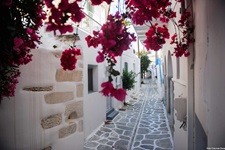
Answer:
[84, 79, 173, 150]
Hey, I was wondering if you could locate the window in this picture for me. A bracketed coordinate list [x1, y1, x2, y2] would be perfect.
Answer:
[88, 65, 98, 93]
[124, 62, 128, 72]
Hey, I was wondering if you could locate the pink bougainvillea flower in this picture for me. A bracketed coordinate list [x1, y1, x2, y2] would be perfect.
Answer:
[184, 51, 190, 57]
[170, 34, 177, 44]
[85, 12, 136, 64]
[43, 0, 53, 8]
[100, 81, 114, 96]
[45, 0, 84, 35]
[85, 35, 100, 48]
[102, 39, 116, 49]
[90, 0, 103, 5]
[31, 33, 39, 41]
[13, 38, 23, 48]
[59, 25, 74, 34]
[144, 24, 169, 51]
[100, 81, 127, 101]
[112, 88, 127, 101]
[96, 51, 105, 63]
[60, 48, 81, 70]
[70, 2, 85, 23]
[104, 0, 113, 4]
[26, 28, 33, 35]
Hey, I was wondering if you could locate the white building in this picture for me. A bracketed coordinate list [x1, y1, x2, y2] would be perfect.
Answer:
[0, 1, 140, 149]
[156, 0, 225, 149]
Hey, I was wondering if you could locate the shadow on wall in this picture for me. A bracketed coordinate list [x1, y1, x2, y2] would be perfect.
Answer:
[194, 114, 207, 150]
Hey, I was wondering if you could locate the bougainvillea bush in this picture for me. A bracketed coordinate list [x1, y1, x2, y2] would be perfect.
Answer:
[85, 12, 136, 101]
[0, 0, 46, 100]
[125, 0, 194, 56]
[0, 0, 84, 100]
[0, 0, 194, 101]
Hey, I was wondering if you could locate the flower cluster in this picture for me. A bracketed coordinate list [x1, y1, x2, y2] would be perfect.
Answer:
[126, 0, 194, 57]
[60, 48, 81, 70]
[0, 67, 20, 99]
[100, 82, 127, 101]
[144, 24, 170, 51]
[90, 0, 113, 5]
[171, 11, 194, 57]
[44, 0, 85, 34]
[0, 0, 46, 100]
[85, 12, 135, 101]
[125, 0, 175, 25]
[85, 12, 136, 63]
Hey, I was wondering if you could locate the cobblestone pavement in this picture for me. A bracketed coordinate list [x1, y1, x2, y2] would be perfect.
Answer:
[84, 79, 173, 150]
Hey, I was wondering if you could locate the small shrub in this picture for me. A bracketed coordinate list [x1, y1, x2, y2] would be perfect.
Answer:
[122, 70, 137, 91]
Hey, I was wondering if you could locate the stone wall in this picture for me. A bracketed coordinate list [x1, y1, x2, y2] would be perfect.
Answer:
[21, 45, 84, 149]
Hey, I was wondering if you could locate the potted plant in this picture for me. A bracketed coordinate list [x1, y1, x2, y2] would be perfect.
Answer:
[122, 69, 137, 105]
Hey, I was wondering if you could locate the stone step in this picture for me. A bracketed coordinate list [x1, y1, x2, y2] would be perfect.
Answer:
[106, 109, 119, 120]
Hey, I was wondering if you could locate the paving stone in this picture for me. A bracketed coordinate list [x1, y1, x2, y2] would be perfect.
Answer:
[127, 123, 136, 127]
[101, 133, 110, 138]
[151, 124, 158, 128]
[124, 130, 132, 136]
[117, 125, 133, 131]
[106, 141, 114, 146]
[96, 131, 104, 136]
[145, 134, 170, 139]
[84, 141, 98, 148]
[155, 138, 172, 148]
[119, 118, 130, 123]
[104, 124, 115, 128]
[134, 141, 140, 147]
[114, 140, 129, 150]
[140, 121, 150, 126]
[110, 132, 119, 138]
[151, 131, 161, 134]
[100, 127, 111, 132]
[137, 128, 150, 134]
[108, 137, 119, 141]
[160, 123, 167, 127]
[99, 139, 108, 144]
[116, 122, 127, 126]
[133, 148, 145, 150]
[90, 135, 100, 141]
[140, 145, 154, 149]
[131, 118, 137, 122]
[97, 145, 113, 150]
[141, 139, 154, 145]
[115, 129, 123, 134]
[113, 115, 121, 122]
[119, 135, 130, 140]
[135, 135, 144, 141]
[158, 127, 169, 131]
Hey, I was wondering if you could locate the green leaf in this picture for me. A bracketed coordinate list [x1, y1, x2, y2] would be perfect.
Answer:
[111, 69, 120, 76]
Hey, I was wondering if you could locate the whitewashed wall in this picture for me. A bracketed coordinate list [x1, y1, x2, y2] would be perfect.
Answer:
[194, 0, 225, 148]
[160, 1, 189, 149]
[79, 29, 108, 139]
[0, 28, 85, 150]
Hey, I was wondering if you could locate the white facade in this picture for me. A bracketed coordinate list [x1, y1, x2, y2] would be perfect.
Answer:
[158, 0, 225, 149]
[0, 3, 140, 149]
